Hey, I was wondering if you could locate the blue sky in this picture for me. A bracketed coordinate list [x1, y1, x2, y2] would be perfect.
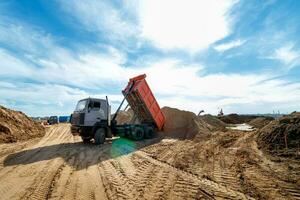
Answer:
[0, 0, 300, 116]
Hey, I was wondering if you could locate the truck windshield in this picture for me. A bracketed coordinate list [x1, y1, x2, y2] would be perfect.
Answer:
[75, 100, 87, 111]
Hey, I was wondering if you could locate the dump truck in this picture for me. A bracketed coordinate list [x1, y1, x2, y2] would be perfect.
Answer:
[48, 116, 58, 125]
[70, 74, 165, 144]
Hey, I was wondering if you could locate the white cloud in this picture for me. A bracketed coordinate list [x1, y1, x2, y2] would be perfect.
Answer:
[214, 39, 246, 52]
[57, 0, 137, 40]
[139, 0, 237, 51]
[56, 0, 238, 51]
[0, 81, 125, 116]
[272, 44, 300, 68]
[0, 21, 130, 90]
[0, 49, 32, 77]
[1, 9, 299, 116]
[0, 22, 54, 56]
[2, 41, 300, 115]
[0, 82, 87, 116]
[131, 60, 300, 114]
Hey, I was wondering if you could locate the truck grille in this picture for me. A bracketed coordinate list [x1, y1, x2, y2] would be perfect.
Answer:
[72, 113, 85, 125]
[79, 113, 85, 125]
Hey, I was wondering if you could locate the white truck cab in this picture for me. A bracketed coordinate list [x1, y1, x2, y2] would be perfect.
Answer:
[71, 98, 112, 144]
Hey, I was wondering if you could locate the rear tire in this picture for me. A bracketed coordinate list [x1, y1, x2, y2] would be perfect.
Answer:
[132, 127, 144, 141]
[145, 126, 155, 139]
[94, 128, 106, 145]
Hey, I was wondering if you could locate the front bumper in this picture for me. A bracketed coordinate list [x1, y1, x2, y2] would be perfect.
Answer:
[70, 125, 80, 135]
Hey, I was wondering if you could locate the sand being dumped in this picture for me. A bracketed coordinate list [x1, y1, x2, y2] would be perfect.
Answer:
[115, 109, 134, 124]
[257, 112, 300, 158]
[161, 107, 211, 139]
[115, 106, 212, 139]
[0, 106, 45, 143]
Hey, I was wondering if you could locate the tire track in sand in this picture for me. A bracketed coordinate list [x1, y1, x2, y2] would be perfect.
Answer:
[99, 158, 138, 200]
[135, 151, 253, 200]
[0, 124, 73, 200]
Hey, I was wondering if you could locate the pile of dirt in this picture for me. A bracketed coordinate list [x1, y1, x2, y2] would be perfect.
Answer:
[199, 114, 227, 131]
[257, 112, 300, 157]
[115, 109, 134, 124]
[0, 105, 45, 143]
[218, 114, 258, 124]
[248, 116, 274, 128]
[161, 107, 211, 139]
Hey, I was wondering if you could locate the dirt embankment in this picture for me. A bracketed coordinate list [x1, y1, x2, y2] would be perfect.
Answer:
[161, 107, 211, 139]
[257, 112, 300, 158]
[144, 128, 300, 199]
[0, 105, 45, 143]
[248, 116, 274, 128]
[199, 114, 227, 131]
[218, 114, 258, 124]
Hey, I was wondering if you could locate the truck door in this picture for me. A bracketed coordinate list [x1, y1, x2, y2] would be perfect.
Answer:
[85, 100, 105, 126]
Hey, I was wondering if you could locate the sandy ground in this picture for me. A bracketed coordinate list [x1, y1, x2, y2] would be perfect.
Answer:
[0, 124, 299, 200]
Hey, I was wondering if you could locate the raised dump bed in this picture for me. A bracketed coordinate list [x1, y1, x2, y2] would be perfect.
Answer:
[123, 74, 165, 131]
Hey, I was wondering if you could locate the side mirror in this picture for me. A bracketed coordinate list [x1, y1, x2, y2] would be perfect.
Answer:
[88, 106, 91, 113]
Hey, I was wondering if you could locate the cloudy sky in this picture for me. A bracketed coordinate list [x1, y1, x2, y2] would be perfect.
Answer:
[0, 0, 300, 116]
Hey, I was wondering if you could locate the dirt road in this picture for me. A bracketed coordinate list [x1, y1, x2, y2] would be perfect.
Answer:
[0, 124, 298, 200]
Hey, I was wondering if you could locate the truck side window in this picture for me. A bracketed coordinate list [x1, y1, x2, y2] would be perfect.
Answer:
[93, 102, 101, 109]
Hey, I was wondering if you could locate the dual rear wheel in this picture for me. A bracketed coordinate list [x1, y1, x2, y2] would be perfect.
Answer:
[82, 126, 155, 144]
[131, 126, 155, 141]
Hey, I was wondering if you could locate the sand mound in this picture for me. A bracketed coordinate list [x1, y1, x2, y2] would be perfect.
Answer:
[114, 107, 211, 139]
[248, 117, 273, 128]
[199, 114, 227, 131]
[257, 112, 300, 157]
[161, 107, 211, 139]
[115, 109, 134, 125]
[218, 114, 257, 124]
[0, 106, 45, 143]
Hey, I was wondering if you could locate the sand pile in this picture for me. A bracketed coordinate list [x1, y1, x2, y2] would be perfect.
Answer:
[218, 114, 257, 124]
[199, 114, 227, 131]
[257, 112, 300, 157]
[0, 105, 45, 143]
[248, 117, 273, 128]
[115, 109, 134, 124]
[161, 107, 211, 139]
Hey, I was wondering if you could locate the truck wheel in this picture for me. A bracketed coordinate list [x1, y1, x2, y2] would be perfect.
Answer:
[145, 127, 155, 139]
[132, 127, 144, 141]
[94, 128, 106, 145]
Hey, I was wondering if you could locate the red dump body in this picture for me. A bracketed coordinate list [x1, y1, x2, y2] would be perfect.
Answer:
[123, 74, 165, 131]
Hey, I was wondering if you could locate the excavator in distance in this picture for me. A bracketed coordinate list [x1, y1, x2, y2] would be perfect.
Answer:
[70, 74, 165, 144]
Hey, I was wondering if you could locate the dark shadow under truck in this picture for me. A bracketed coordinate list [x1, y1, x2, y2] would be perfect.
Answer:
[70, 74, 165, 144]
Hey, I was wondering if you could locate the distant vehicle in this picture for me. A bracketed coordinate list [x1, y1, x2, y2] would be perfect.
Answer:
[70, 74, 165, 144]
[58, 116, 70, 123]
[48, 116, 58, 125]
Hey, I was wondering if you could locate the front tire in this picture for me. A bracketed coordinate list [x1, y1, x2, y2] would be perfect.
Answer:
[94, 128, 106, 145]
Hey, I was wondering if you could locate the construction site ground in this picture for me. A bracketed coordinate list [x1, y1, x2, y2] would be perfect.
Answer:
[0, 123, 299, 200]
